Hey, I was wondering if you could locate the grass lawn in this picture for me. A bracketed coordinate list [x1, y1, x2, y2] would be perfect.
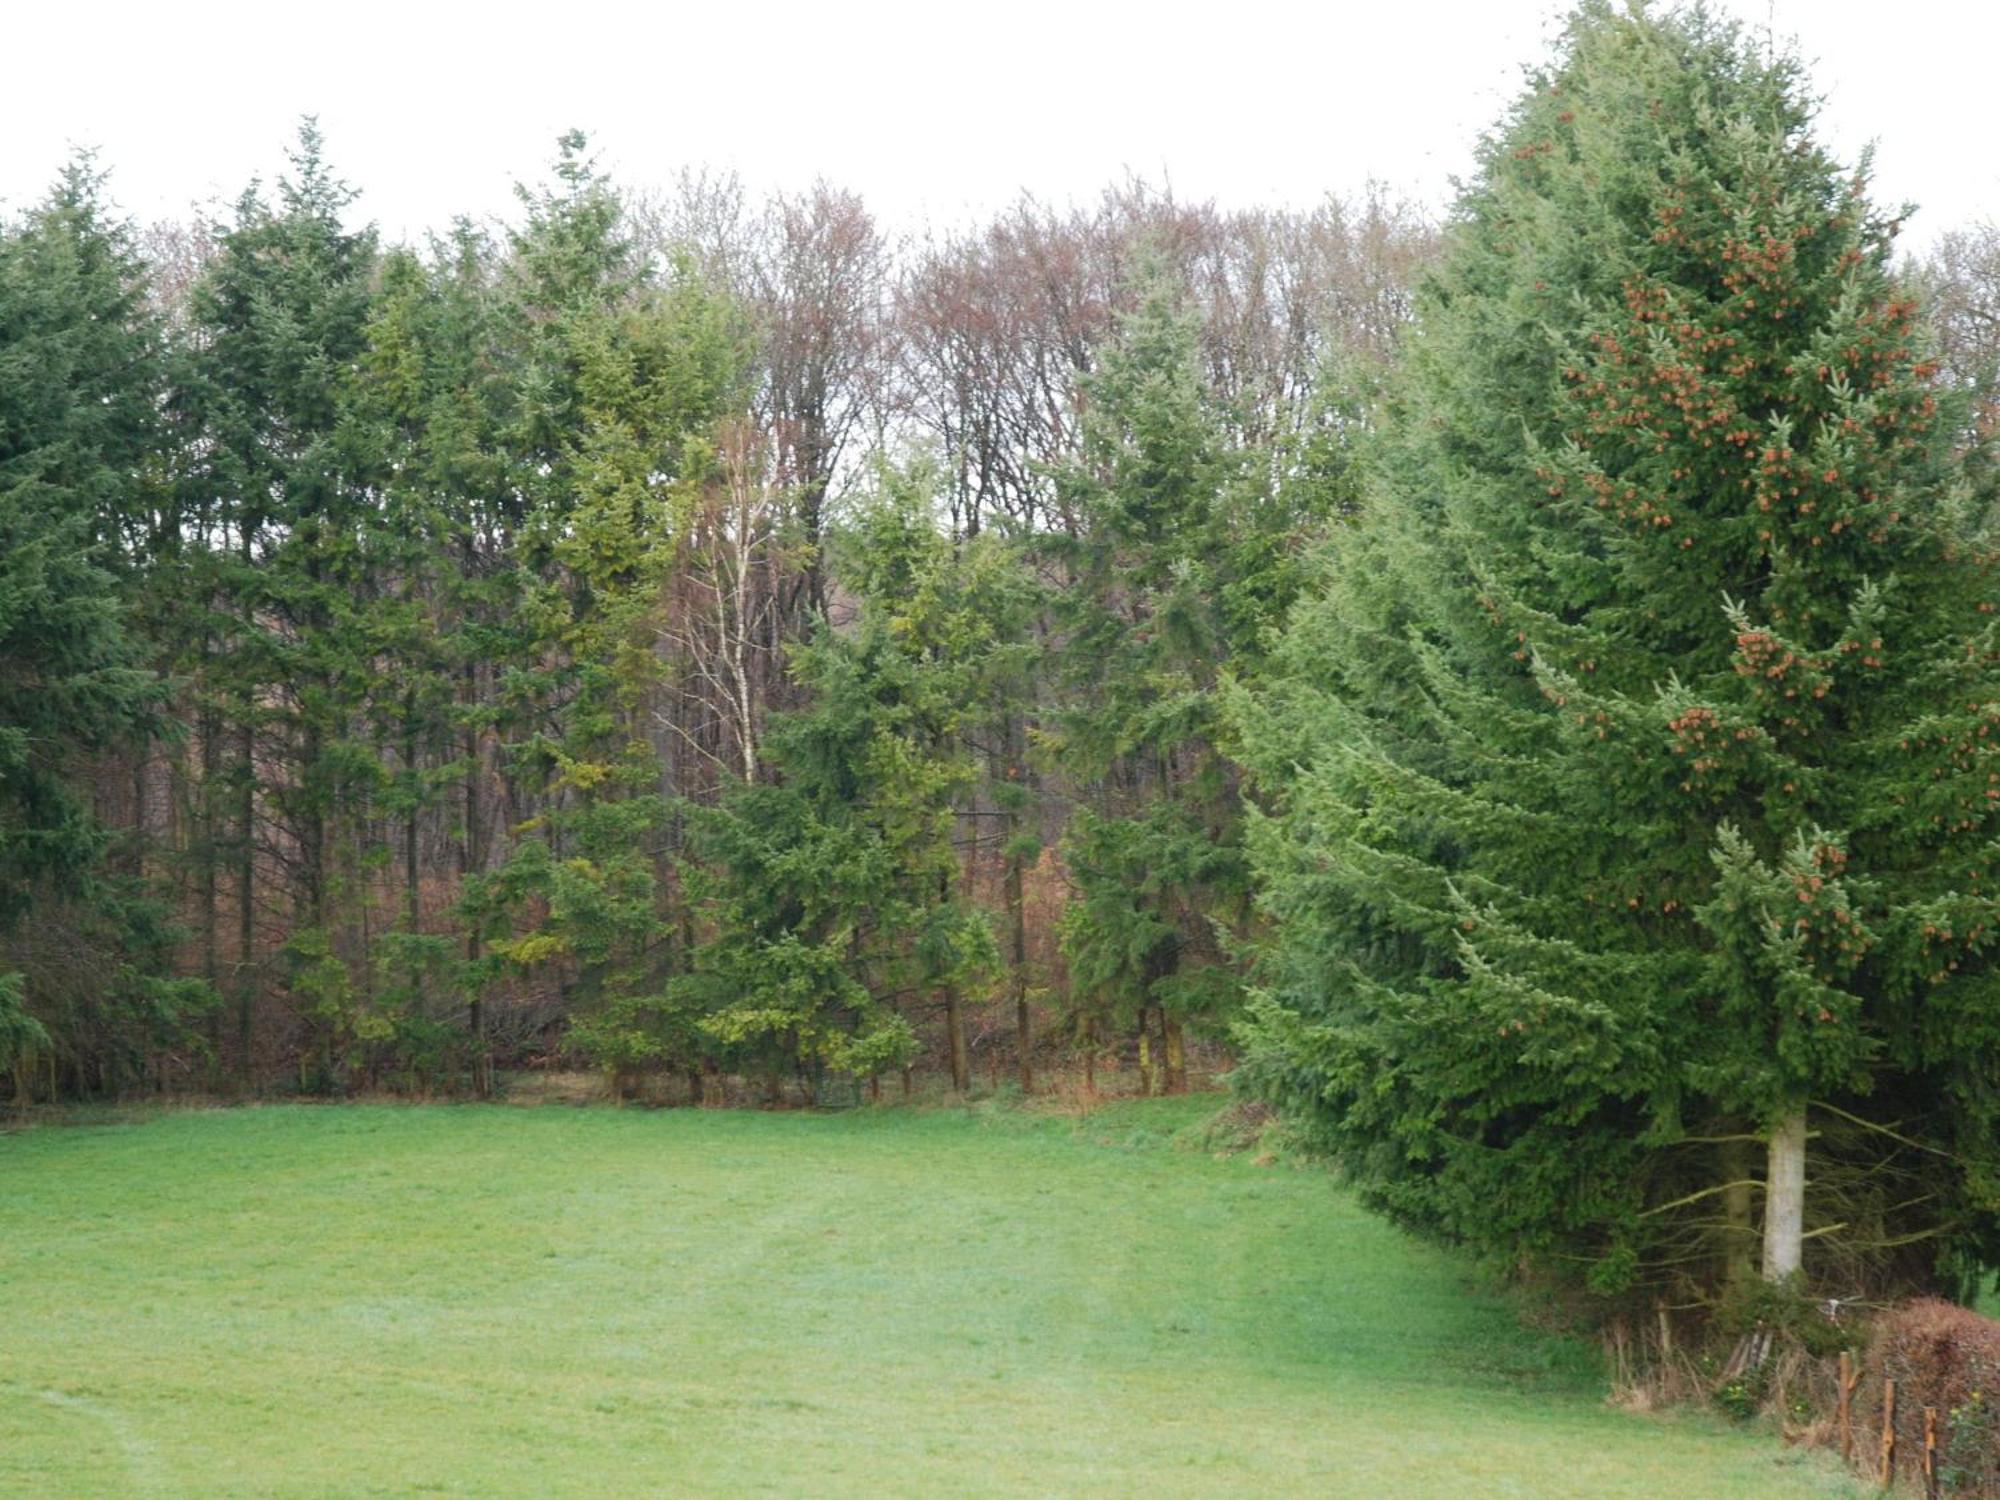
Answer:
[1, 1096, 1864, 1498]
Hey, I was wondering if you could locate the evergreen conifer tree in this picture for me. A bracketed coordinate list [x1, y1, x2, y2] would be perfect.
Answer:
[180, 121, 385, 1086]
[1233, 2, 2000, 1310]
[463, 137, 748, 1075]
[0, 159, 196, 1092]
[1047, 263, 1317, 1090]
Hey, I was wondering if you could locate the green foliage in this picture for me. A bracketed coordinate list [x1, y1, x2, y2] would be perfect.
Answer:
[1233, 1, 2000, 1304]
[1941, 1389, 1995, 1492]
[345, 220, 525, 1083]
[665, 463, 1011, 1079]
[181, 118, 385, 920]
[452, 138, 750, 1078]
[0, 972, 48, 1079]
[0, 157, 204, 1093]
[0, 886, 217, 1100]
[1045, 261, 1331, 1049]
[1710, 1365, 1769, 1422]
[0, 158, 164, 929]
[1713, 1276, 1854, 1361]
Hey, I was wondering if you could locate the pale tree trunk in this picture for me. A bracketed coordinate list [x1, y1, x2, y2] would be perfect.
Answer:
[659, 422, 777, 792]
[1719, 1107, 1809, 1384]
[1762, 1106, 1808, 1282]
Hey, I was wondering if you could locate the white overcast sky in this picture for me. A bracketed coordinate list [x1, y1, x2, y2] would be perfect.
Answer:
[5, 0, 1995, 250]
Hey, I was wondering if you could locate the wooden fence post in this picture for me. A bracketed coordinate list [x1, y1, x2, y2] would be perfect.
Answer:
[1838, 1351, 1855, 1463]
[1922, 1405, 1938, 1500]
[1880, 1378, 1897, 1488]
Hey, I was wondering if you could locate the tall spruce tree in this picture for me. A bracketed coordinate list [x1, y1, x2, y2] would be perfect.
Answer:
[1232, 2, 2000, 1313]
[0, 159, 194, 1094]
[0, 159, 160, 924]
[356, 221, 524, 1092]
[341, 239, 504, 1083]
[463, 137, 747, 1070]
[180, 122, 385, 1085]
[1046, 263, 1315, 1091]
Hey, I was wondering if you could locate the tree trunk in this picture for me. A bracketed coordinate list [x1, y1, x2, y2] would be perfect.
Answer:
[236, 721, 255, 1088]
[1762, 1106, 1808, 1281]
[461, 694, 491, 1099]
[199, 691, 221, 1081]
[1007, 857, 1031, 1096]
[1163, 1015, 1187, 1094]
[404, 785, 421, 931]
[1721, 1137, 1758, 1290]
[301, 719, 326, 928]
[468, 996, 488, 1097]
[1137, 1010, 1155, 1097]
[298, 713, 331, 1094]
[944, 985, 970, 1093]
[1013, 996, 1032, 1094]
[1004, 720, 1032, 1094]
[130, 751, 148, 878]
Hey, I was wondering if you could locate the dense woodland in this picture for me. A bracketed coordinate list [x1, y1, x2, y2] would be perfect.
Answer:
[9, 2, 2000, 1331]
[1, 125, 1428, 1106]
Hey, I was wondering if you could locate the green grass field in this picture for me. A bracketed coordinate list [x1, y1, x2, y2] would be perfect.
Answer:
[1, 1097, 1863, 1498]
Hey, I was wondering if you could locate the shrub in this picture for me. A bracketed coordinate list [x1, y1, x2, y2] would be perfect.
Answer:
[1860, 1299, 2000, 1493]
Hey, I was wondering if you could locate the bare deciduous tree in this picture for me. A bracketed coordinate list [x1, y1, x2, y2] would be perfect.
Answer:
[660, 419, 792, 792]
[893, 181, 1437, 539]
[1917, 222, 2000, 436]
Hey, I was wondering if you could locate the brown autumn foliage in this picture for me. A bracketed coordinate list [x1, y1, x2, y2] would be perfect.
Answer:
[1860, 1299, 2000, 1494]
